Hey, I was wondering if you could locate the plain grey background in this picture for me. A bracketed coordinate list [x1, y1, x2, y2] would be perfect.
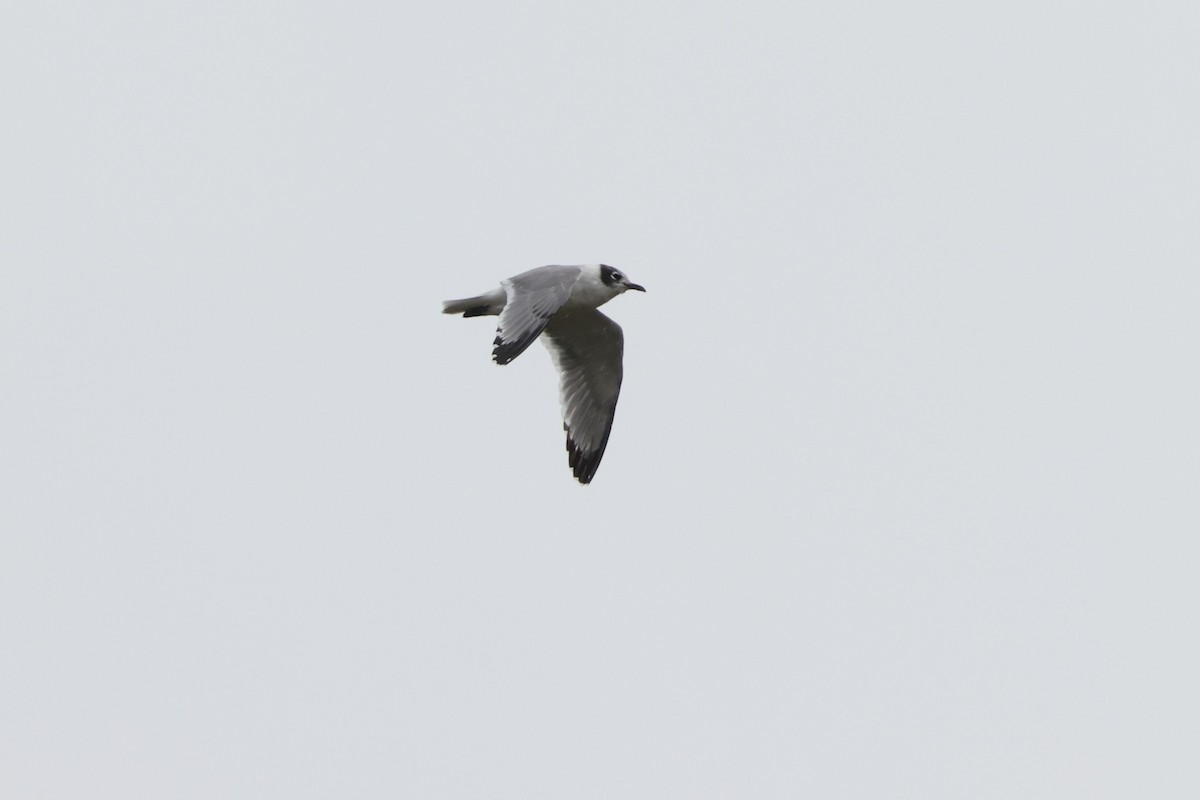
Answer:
[3, 2, 1197, 797]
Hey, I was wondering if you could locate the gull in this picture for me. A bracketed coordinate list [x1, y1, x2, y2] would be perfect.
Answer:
[443, 264, 646, 484]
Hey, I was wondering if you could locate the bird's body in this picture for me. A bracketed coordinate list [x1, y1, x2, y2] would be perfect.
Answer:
[443, 264, 645, 484]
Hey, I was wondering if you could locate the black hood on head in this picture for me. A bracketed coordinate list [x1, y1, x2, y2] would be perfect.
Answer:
[599, 264, 622, 287]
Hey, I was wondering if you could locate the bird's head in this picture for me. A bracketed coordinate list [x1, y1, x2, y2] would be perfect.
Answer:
[598, 264, 646, 294]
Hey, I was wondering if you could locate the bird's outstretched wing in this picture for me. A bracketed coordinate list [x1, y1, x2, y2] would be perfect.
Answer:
[492, 266, 581, 365]
[541, 308, 624, 484]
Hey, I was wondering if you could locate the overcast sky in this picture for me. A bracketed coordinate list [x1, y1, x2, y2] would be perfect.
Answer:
[2, 2, 1198, 798]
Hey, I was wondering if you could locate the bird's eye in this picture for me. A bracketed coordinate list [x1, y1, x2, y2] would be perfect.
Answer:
[613, 273, 622, 281]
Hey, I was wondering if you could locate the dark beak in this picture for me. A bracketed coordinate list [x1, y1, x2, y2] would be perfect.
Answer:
[626, 282, 646, 292]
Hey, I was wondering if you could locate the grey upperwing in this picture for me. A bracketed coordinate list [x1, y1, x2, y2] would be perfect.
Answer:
[491, 265, 582, 365]
[540, 307, 624, 484]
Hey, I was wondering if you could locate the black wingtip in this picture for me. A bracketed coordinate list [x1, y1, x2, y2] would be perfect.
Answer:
[492, 339, 516, 365]
[566, 430, 608, 485]
[492, 334, 512, 365]
[492, 331, 541, 365]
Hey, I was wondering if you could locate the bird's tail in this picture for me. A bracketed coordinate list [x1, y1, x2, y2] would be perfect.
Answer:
[442, 289, 504, 317]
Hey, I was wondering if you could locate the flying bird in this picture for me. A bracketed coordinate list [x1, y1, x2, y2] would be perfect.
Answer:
[443, 264, 646, 484]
